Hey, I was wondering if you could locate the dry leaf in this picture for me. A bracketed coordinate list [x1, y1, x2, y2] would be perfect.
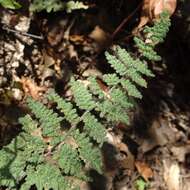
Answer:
[135, 0, 177, 31]
[69, 34, 87, 45]
[117, 142, 135, 170]
[89, 25, 111, 51]
[171, 145, 190, 163]
[47, 27, 64, 46]
[135, 161, 153, 181]
[140, 118, 176, 153]
[163, 160, 180, 190]
[20, 77, 46, 100]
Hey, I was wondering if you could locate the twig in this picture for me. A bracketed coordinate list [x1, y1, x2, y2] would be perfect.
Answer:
[111, 2, 142, 39]
[2, 25, 44, 40]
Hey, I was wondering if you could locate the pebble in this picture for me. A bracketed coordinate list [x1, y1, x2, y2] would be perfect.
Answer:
[12, 88, 23, 101]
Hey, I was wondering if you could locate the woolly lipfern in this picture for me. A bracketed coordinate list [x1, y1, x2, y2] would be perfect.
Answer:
[0, 102, 102, 189]
[134, 11, 171, 61]
[0, 12, 171, 190]
[27, 97, 63, 137]
[30, 0, 88, 13]
[21, 164, 72, 190]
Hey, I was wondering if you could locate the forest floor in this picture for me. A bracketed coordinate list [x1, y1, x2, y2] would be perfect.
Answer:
[0, 1, 190, 190]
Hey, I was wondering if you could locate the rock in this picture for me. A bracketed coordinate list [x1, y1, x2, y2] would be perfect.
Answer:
[12, 88, 23, 101]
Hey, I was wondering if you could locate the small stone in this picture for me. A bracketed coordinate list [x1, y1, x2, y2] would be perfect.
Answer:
[12, 88, 23, 101]
[0, 76, 7, 87]
[12, 61, 19, 68]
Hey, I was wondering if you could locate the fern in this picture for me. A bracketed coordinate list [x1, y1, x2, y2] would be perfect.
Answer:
[82, 112, 106, 145]
[66, 1, 88, 13]
[21, 164, 71, 190]
[70, 78, 96, 110]
[56, 144, 85, 179]
[134, 11, 171, 61]
[27, 97, 63, 137]
[0, 0, 21, 9]
[30, 0, 88, 13]
[0, 12, 171, 190]
[47, 91, 80, 126]
[72, 130, 102, 174]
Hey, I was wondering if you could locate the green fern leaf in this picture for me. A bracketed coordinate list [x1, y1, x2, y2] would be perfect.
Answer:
[126, 67, 147, 87]
[0, 148, 26, 188]
[30, 0, 64, 12]
[97, 100, 130, 124]
[134, 37, 161, 61]
[105, 52, 127, 76]
[21, 164, 71, 190]
[27, 98, 63, 136]
[47, 90, 80, 126]
[19, 114, 38, 133]
[57, 144, 87, 179]
[144, 11, 171, 45]
[66, 1, 88, 13]
[82, 112, 106, 145]
[115, 46, 154, 77]
[103, 74, 120, 86]
[73, 130, 102, 173]
[121, 79, 142, 98]
[0, 132, 45, 188]
[88, 76, 105, 99]
[110, 88, 133, 108]
[0, 0, 21, 9]
[70, 78, 96, 110]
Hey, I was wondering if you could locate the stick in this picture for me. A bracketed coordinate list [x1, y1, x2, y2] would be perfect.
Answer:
[111, 2, 142, 39]
[2, 25, 44, 40]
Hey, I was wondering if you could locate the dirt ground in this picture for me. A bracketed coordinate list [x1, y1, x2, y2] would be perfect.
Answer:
[0, 0, 190, 190]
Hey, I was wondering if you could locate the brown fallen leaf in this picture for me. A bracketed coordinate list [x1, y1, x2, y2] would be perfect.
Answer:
[163, 160, 180, 190]
[69, 34, 88, 45]
[117, 142, 135, 171]
[135, 161, 153, 181]
[139, 118, 176, 153]
[47, 27, 64, 46]
[171, 145, 190, 163]
[134, 0, 177, 32]
[20, 77, 46, 100]
[89, 25, 111, 51]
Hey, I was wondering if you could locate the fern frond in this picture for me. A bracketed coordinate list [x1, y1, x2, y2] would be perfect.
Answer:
[115, 46, 154, 77]
[0, 131, 45, 189]
[0, 11, 172, 190]
[70, 78, 96, 110]
[135, 11, 171, 61]
[19, 114, 38, 133]
[27, 98, 63, 136]
[30, 0, 64, 12]
[105, 52, 127, 76]
[0, 0, 21, 9]
[47, 90, 80, 126]
[0, 147, 27, 188]
[103, 74, 120, 86]
[110, 88, 133, 108]
[97, 100, 130, 125]
[134, 37, 161, 61]
[88, 76, 105, 99]
[82, 112, 106, 145]
[66, 1, 88, 13]
[72, 130, 102, 174]
[121, 79, 142, 98]
[21, 164, 72, 190]
[56, 144, 86, 179]
[30, 0, 88, 13]
[144, 11, 171, 45]
[125, 67, 147, 87]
